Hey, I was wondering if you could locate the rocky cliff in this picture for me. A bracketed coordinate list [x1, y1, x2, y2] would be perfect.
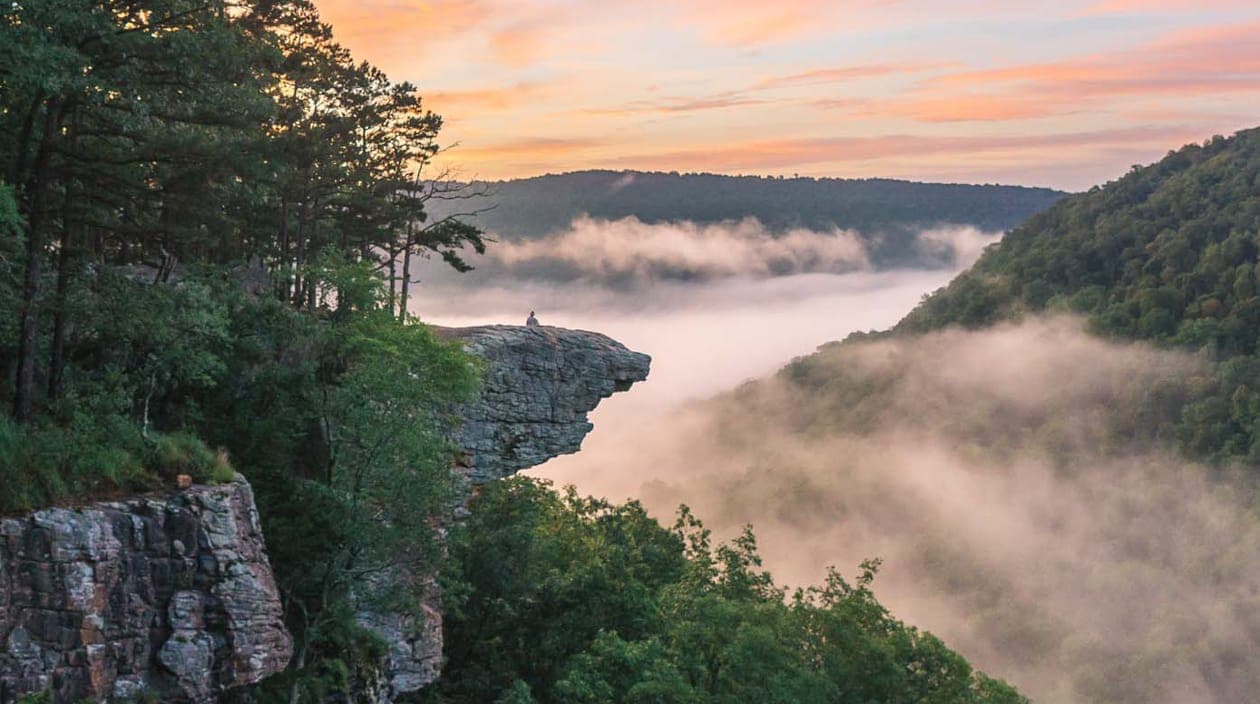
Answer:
[0, 478, 292, 703]
[440, 325, 652, 485]
[361, 325, 650, 701]
[0, 325, 646, 704]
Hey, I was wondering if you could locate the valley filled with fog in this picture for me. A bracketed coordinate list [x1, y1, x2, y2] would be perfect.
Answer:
[407, 217, 994, 406]
[408, 203, 1260, 704]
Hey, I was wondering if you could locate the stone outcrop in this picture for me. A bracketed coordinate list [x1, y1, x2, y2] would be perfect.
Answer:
[0, 478, 292, 703]
[360, 325, 650, 701]
[438, 325, 652, 485]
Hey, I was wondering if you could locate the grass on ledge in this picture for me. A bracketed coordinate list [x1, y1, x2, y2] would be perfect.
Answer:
[0, 418, 236, 516]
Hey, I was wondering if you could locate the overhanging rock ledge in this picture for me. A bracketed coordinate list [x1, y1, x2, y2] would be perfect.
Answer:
[437, 324, 652, 485]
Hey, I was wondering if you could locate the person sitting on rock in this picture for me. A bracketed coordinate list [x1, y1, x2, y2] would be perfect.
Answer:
[526, 311, 540, 327]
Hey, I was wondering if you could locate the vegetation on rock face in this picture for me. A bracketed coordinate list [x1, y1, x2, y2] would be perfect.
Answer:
[895, 127, 1260, 462]
[0, 0, 482, 695]
[422, 478, 1026, 704]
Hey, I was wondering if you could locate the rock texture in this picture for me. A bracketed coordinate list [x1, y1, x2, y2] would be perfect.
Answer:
[0, 478, 292, 703]
[439, 325, 652, 485]
[360, 325, 650, 701]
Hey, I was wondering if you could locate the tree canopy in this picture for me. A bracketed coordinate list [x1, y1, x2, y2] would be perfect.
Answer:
[424, 478, 1026, 704]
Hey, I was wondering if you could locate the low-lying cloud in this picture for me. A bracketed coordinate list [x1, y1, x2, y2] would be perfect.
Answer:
[459, 216, 999, 288]
[538, 318, 1260, 704]
[485, 215, 870, 283]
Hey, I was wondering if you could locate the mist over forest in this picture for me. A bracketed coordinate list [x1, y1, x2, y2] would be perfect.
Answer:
[417, 130, 1260, 703]
[544, 319, 1260, 704]
[537, 128, 1260, 704]
[423, 170, 1064, 276]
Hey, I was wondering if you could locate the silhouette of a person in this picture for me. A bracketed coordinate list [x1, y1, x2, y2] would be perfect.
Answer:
[526, 311, 540, 327]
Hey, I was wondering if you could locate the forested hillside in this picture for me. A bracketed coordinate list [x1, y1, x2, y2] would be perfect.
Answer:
[895, 127, 1260, 462]
[430, 170, 1065, 267]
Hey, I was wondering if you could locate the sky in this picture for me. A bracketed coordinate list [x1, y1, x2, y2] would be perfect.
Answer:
[312, 0, 1260, 190]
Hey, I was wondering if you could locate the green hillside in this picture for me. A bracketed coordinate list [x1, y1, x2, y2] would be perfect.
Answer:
[893, 127, 1260, 462]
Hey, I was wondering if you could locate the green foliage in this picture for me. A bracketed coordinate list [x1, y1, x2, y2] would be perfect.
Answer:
[0, 415, 236, 515]
[424, 478, 1026, 704]
[0, 3, 490, 692]
[896, 128, 1260, 463]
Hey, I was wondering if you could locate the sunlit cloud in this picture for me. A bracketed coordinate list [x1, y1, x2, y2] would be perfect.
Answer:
[317, 0, 1260, 188]
[453, 136, 607, 160]
[1079, 0, 1257, 15]
[585, 62, 941, 118]
[894, 21, 1260, 122]
[603, 126, 1193, 173]
[672, 0, 904, 47]
[754, 63, 945, 90]
[425, 81, 554, 113]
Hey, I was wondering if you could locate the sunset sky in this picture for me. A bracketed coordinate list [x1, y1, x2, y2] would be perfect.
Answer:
[315, 0, 1260, 190]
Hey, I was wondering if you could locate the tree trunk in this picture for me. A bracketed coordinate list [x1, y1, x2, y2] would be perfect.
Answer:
[48, 107, 82, 402]
[13, 97, 64, 422]
[387, 242, 398, 318]
[47, 201, 77, 402]
[292, 198, 307, 308]
[278, 199, 290, 300]
[400, 241, 412, 322]
[7, 91, 44, 187]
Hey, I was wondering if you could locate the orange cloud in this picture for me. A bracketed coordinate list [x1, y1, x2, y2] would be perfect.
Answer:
[755, 63, 944, 90]
[583, 93, 772, 117]
[673, 0, 900, 47]
[487, 11, 565, 68]
[585, 62, 936, 118]
[885, 20, 1260, 122]
[602, 126, 1195, 173]
[452, 136, 607, 160]
[426, 81, 552, 113]
[315, 0, 490, 73]
[1079, 0, 1256, 14]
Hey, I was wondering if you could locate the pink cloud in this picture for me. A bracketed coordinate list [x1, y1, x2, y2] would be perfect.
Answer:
[601, 126, 1196, 172]
[885, 20, 1260, 122]
[427, 81, 553, 113]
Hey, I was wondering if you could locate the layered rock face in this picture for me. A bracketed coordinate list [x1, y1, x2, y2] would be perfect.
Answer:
[362, 325, 650, 701]
[0, 478, 292, 703]
[439, 325, 652, 484]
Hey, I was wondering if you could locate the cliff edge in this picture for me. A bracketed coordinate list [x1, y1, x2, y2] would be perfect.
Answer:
[361, 324, 650, 701]
[439, 325, 652, 484]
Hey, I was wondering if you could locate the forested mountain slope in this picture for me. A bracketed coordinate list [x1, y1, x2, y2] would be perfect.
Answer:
[431, 171, 1065, 267]
[892, 127, 1260, 461]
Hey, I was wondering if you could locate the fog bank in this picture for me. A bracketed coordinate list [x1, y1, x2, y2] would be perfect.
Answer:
[408, 219, 996, 404]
